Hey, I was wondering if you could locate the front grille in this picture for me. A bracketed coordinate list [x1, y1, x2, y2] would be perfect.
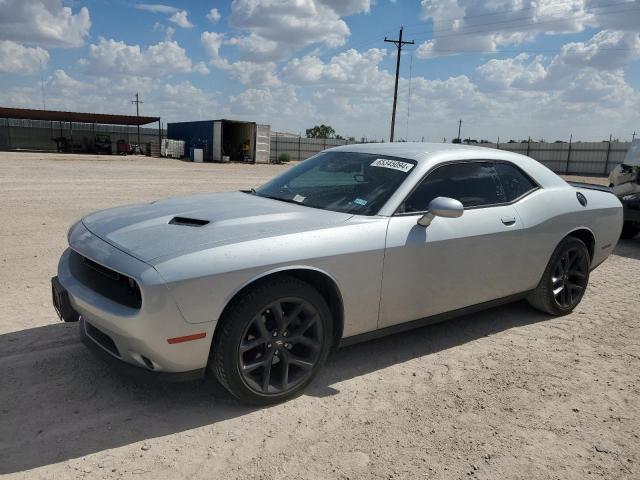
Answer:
[85, 322, 120, 357]
[69, 250, 142, 309]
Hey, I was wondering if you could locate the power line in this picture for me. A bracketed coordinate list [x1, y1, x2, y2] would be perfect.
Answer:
[401, 0, 637, 35]
[408, 4, 640, 42]
[385, 27, 414, 142]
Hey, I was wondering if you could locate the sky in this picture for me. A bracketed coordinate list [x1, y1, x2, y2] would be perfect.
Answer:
[0, 0, 639, 142]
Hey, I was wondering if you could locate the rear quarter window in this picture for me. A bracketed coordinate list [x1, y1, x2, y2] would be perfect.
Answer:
[494, 162, 538, 202]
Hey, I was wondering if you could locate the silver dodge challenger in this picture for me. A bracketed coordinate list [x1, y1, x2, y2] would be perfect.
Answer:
[52, 143, 623, 404]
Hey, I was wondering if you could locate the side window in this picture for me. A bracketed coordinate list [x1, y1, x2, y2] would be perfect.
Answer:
[494, 162, 537, 202]
[402, 162, 505, 213]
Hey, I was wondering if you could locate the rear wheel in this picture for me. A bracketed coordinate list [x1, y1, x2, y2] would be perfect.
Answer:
[211, 276, 331, 405]
[528, 237, 590, 315]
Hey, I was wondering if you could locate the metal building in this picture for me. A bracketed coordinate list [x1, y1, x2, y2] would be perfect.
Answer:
[168, 119, 271, 163]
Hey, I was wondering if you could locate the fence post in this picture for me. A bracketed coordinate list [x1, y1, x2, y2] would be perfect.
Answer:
[6, 119, 11, 150]
[604, 134, 612, 175]
[298, 136, 301, 161]
[565, 134, 572, 174]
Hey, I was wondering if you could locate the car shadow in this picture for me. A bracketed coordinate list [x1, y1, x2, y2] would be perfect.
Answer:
[613, 238, 640, 260]
[0, 301, 551, 474]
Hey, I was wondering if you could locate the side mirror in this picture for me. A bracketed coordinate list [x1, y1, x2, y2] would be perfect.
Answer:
[417, 197, 464, 227]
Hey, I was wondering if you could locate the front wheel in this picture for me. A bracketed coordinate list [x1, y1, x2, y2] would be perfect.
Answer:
[211, 276, 332, 405]
[527, 236, 590, 315]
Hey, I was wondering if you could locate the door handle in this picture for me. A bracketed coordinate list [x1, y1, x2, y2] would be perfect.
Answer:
[501, 216, 516, 226]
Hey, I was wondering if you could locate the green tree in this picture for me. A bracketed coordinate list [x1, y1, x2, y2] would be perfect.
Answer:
[306, 124, 336, 139]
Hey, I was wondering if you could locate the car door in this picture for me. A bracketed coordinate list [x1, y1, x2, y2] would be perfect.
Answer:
[379, 161, 528, 328]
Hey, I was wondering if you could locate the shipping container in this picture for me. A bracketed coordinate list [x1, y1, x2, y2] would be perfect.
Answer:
[167, 119, 271, 163]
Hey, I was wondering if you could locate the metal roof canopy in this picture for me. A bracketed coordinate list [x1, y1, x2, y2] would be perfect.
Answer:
[0, 107, 159, 126]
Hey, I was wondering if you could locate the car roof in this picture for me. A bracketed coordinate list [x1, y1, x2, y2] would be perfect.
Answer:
[327, 142, 502, 162]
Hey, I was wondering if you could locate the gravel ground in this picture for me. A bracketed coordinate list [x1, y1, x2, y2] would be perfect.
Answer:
[1, 152, 638, 479]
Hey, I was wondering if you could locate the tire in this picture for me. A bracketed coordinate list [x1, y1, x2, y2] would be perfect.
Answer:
[620, 221, 640, 239]
[211, 276, 332, 405]
[527, 236, 591, 315]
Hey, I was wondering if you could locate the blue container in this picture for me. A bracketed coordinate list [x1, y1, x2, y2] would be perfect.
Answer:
[168, 121, 215, 162]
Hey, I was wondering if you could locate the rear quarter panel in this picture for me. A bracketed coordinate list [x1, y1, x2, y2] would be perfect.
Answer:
[513, 186, 622, 290]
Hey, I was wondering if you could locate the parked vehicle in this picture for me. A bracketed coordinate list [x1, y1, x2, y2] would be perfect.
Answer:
[94, 134, 112, 155]
[52, 143, 622, 404]
[608, 139, 640, 239]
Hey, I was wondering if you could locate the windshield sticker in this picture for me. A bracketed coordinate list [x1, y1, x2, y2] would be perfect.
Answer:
[370, 158, 414, 173]
[293, 194, 306, 203]
[353, 198, 368, 206]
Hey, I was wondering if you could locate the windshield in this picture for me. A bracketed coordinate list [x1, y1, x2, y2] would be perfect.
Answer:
[254, 151, 417, 215]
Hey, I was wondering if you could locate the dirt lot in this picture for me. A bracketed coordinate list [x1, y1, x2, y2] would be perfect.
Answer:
[1, 152, 639, 479]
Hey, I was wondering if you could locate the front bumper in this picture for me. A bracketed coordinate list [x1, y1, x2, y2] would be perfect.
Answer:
[79, 316, 205, 382]
[56, 222, 215, 375]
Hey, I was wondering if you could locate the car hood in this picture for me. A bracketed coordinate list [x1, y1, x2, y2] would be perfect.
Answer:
[81, 191, 353, 263]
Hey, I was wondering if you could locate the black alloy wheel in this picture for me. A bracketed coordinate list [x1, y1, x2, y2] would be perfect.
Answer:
[211, 276, 332, 405]
[527, 236, 591, 315]
[238, 298, 323, 395]
[550, 245, 589, 309]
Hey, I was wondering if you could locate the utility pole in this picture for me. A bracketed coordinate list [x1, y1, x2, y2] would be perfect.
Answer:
[457, 119, 462, 141]
[385, 27, 414, 142]
[132, 93, 143, 147]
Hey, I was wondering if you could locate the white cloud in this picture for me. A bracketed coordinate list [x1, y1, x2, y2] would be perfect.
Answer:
[80, 37, 208, 77]
[416, 0, 598, 58]
[476, 30, 640, 91]
[549, 29, 640, 74]
[476, 53, 547, 89]
[0, 0, 91, 48]
[201, 31, 280, 85]
[282, 48, 389, 92]
[133, 3, 179, 14]
[168, 10, 193, 28]
[161, 81, 218, 120]
[201, 31, 226, 67]
[206, 8, 221, 22]
[0, 40, 49, 74]
[225, 33, 281, 62]
[228, 0, 351, 61]
[317, 0, 372, 16]
[153, 22, 175, 41]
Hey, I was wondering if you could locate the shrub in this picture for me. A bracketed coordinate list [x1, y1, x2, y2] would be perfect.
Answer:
[278, 152, 291, 163]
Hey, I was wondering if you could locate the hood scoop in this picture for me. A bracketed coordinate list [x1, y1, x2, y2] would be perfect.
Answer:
[169, 216, 210, 227]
